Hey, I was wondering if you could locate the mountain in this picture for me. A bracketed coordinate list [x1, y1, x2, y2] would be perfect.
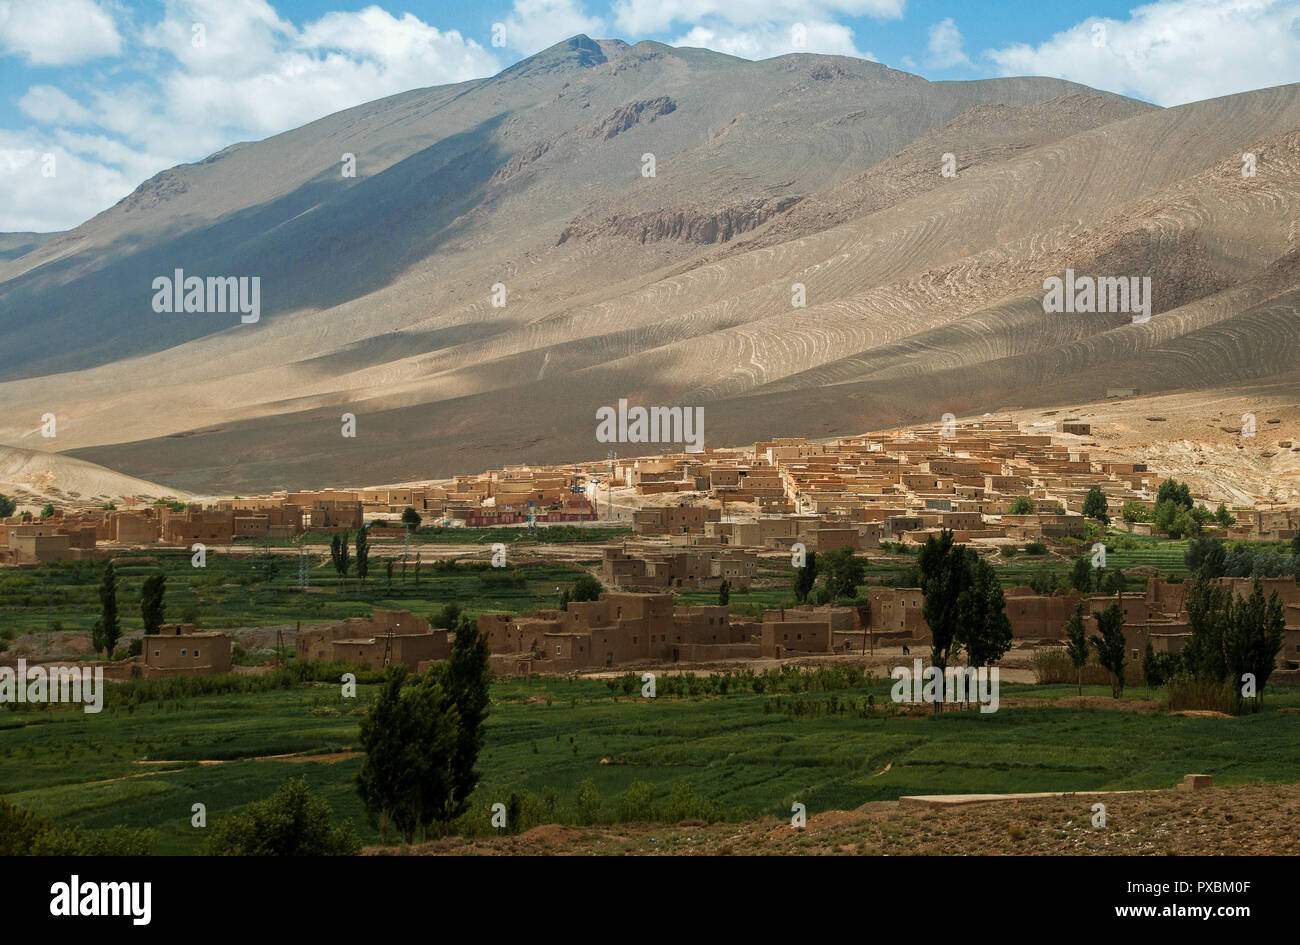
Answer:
[1, 35, 1296, 492]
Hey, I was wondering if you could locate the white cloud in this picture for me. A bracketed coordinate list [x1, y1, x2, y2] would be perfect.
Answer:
[0, 136, 142, 232]
[613, 0, 905, 35]
[674, 20, 868, 59]
[0, 2, 503, 230]
[503, 0, 607, 56]
[926, 17, 969, 69]
[0, 0, 122, 65]
[985, 0, 1300, 107]
[18, 86, 95, 125]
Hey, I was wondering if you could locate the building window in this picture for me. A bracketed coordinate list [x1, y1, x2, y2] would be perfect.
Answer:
[557, 646, 562, 655]
[194, 650, 200, 658]
[181, 649, 186, 656]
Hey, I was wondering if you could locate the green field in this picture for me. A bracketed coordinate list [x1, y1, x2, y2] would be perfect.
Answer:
[4, 674, 1297, 854]
[239, 524, 634, 548]
[0, 550, 597, 641]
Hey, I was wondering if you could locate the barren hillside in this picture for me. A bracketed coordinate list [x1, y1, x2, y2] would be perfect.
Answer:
[0, 36, 1296, 492]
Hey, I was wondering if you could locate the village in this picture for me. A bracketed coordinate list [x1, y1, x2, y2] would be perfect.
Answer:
[2, 416, 1298, 683]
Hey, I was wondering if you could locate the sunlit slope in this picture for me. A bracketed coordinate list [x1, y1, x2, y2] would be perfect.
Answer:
[2, 37, 1297, 491]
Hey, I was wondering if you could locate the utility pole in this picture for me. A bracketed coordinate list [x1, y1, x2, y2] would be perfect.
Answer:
[382, 623, 397, 668]
[606, 451, 617, 522]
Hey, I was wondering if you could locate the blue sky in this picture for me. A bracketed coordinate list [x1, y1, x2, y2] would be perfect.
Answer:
[2, 0, 1298, 232]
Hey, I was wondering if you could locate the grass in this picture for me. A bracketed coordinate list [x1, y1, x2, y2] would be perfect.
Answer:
[239, 524, 634, 548]
[0, 553, 592, 638]
[4, 673, 1298, 854]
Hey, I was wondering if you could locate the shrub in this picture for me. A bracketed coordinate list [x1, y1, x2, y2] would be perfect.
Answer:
[574, 779, 602, 825]
[32, 825, 155, 856]
[0, 797, 154, 855]
[206, 778, 360, 855]
[619, 781, 657, 822]
[1165, 673, 1239, 714]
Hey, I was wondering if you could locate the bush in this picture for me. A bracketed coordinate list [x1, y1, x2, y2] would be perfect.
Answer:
[0, 796, 154, 855]
[32, 825, 155, 856]
[619, 781, 657, 822]
[1165, 673, 1239, 714]
[1031, 647, 1142, 686]
[1023, 542, 1048, 556]
[206, 778, 360, 855]
[574, 779, 603, 825]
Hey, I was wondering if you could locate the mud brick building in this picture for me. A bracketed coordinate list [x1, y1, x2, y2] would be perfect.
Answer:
[760, 609, 834, 658]
[162, 506, 236, 544]
[295, 608, 449, 671]
[632, 504, 720, 536]
[143, 624, 232, 677]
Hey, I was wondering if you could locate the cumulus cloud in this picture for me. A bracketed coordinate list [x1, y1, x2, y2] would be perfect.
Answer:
[0, 0, 122, 65]
[0, 136, 145, 232]
[612, 0, 905, 35]
[673, 20, 868, 59]
[926, 17, 969, 69]
[0, 1, 502, 231]
[503, 0, 608, 56]
[984, 0, 1300, 106]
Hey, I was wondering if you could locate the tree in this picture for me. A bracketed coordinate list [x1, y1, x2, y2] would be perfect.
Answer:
[1028, 567, 1060, 594]
[918, 530, 966, 711]
[358, 667, 456, 844]
[1214, 503, 1236, 527]
[39, 503, 54, 519]
[792, 550, 818, 603]
[571, 574, 603, 602]
[1121, 501, 1151, 523]
[717, 580, 730, 605]
[0, 494, 15, 518]
[140, 573, 166, 635]
[385, 559, 394, 592]
[207, 778, 359, 855]
[92, 562, 121, 657]
[1082, 487, 1109, 525]
[1182, 579, 1230, 683]
[1185, 536, 1227, 580]
[1225, 578, 1285, 712]
[1064, 603, 1088, 696]
[821, 546, 865, 601]
[402, 507, 422, 530]
[355, 526, 370, 585]
[440, 615, 491, 831]
[1157, 478, 1193, 510]
[1142, 638, 1181, 688]
[1070, 555, 1093, 593]
[408, 673, 461, 840]
[1008, 496, 1034, 515]
[330, 531, 351, 583]
[1089, 603, 1127, 699]
[956, 556, 1012, 669]
[1097, 567, 1125, 596]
